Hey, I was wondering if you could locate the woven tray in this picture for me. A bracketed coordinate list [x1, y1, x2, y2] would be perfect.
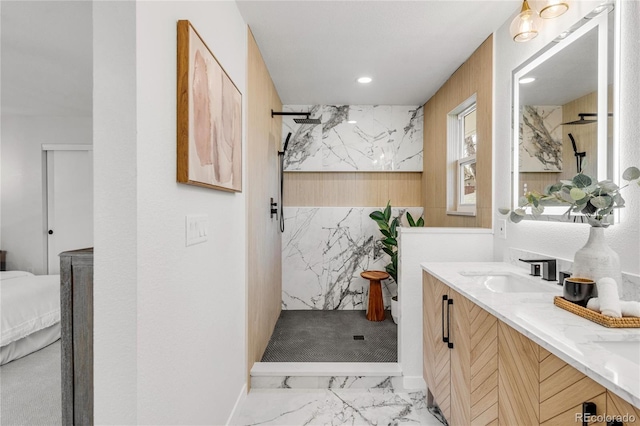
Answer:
[554, 296, 640, 328]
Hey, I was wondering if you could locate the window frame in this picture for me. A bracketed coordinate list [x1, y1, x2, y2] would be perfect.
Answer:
[446, 94, 477, 216]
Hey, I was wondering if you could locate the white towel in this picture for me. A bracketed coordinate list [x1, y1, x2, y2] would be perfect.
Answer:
[594, 277, 622, 318]
[586, 298, 640, 318]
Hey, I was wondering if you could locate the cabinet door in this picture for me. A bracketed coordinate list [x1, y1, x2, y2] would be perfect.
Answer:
[499, 321, 607, 426]
[606, 392, 640, 426]
[499, 321, 541, 425]
[449, 288, 498, 426]
[423, 271, 451, 419]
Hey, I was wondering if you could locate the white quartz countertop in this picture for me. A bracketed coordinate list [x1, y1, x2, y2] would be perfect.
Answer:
[421, 261, 640, 408]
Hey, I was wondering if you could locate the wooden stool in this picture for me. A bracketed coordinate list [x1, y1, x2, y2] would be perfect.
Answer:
[361, 270, 389, 321]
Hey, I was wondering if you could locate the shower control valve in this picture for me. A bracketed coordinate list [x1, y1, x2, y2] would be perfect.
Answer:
[270, 197, 278, 219]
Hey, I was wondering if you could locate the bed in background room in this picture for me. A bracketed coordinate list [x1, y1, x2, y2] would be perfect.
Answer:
[1, 270, 62, 425]
[1, 270, 61, 365]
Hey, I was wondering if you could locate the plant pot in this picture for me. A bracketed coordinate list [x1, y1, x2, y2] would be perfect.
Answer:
[572, 226, 623, 296]
[391, 295, 399, 324]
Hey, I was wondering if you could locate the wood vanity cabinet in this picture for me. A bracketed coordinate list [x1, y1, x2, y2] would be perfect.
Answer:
[422, 272, 499, 425]
[607, 392, 640, 425]
[498, 321, 607, 426]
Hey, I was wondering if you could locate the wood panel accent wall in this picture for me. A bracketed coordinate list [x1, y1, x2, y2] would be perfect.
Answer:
[247, 29, 282, 387]
[423, 35, 493, 228]
[283, 172, 423, 207]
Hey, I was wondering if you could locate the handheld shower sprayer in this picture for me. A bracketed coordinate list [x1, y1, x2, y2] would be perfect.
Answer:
[280, 132, 292, 156]
[277, 133, 292, 232]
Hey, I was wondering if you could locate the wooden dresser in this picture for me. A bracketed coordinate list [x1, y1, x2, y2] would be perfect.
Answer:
[60, 248, 94, 426]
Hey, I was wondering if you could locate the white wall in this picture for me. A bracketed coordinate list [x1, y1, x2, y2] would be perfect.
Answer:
[397, 227, 494, 389]
[493, 1, 640, 276]
[0, 116, 92, 273]
[94, 1, 248, 424]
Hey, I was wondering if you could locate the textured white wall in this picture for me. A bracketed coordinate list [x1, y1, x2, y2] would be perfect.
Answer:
[0, 116, 92, 274]
[94, 1, 248, 424]
[493, 1, 639, 275]
[93, 1, 138, 423]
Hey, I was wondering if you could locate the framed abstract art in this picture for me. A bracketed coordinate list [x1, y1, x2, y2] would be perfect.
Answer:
[177, 20, 242, 192]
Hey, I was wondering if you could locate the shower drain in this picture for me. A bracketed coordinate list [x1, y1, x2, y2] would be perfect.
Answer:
[353, 335, 365, 340]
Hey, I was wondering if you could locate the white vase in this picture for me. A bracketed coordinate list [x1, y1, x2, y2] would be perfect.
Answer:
[572, 226, 623, 296]
[391, 296, 399, 324]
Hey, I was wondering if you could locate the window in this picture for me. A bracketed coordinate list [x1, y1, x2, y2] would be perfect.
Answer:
[447, 95, 477, 215]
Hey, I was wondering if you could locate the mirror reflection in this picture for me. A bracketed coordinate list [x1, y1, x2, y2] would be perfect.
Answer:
[513, 8, 615, 216]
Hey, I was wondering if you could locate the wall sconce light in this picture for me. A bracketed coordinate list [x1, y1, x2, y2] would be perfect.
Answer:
[510, 0, 543, 42]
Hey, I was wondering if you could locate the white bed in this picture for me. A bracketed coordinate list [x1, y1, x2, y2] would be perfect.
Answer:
[1, 271, 61, 365]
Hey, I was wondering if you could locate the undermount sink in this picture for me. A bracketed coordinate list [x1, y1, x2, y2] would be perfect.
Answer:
[460, 272, 558, 294]
[592, 340, 640, 366]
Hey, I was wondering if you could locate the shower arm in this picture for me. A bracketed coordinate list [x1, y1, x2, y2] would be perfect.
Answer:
[271, 110, 311, 119]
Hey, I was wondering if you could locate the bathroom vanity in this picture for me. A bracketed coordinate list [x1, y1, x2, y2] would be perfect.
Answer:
[422, 262, 640, 426]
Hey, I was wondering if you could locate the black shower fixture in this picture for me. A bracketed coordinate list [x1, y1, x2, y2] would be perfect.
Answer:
[271, 109, 321, 124]
[562, 112, 613, 125]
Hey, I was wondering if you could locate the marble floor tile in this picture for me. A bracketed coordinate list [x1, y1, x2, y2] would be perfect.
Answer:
[230, 388, 444, 426]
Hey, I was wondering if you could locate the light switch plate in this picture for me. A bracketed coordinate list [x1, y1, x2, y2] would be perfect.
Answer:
[498, 219, 507, 240]
[186, 214, 208, 246]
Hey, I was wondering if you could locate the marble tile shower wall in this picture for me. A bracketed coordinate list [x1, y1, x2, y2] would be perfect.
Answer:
[283, 207, 424, 310]
[282, 105, 423, 171]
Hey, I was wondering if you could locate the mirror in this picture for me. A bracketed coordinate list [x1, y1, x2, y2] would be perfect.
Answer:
[512, 5, 616, 218]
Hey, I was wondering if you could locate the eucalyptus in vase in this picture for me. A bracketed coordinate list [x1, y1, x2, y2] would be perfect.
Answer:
[501, 166, 640, 294]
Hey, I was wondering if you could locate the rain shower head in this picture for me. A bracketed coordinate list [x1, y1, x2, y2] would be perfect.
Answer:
[562, 113, 612, 125]
[271, 109, 321, 125]
[293, 117, 321, 124]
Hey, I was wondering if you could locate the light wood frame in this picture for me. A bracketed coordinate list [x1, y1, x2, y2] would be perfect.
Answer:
[177, 20, 242, 192]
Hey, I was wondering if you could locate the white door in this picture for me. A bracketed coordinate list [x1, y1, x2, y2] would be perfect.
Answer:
[46, 148, 93, 274]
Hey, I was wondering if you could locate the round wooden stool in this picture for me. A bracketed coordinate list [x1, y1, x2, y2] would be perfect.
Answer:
[361, 270, 389, 321]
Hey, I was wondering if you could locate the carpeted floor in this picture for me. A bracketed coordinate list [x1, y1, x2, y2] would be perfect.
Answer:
[261, 310, 397, 362]
[0, 340, 61, 426]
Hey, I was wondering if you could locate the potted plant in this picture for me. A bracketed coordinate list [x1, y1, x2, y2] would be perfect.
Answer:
[369, 201, 424, 324]
[500, 166, 639, 291]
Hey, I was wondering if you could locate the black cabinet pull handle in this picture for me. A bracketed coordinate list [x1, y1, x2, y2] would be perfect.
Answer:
[447, 299, 454, 349]
[582, 402, 596, 426]
[442, 295, 448, 343]
[48, 230, 54, 235]
[606, 421, 623, 426]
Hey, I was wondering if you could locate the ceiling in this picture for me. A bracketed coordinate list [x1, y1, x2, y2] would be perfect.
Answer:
[1, 1, 92, 117]
[236, 0, 521, 106]
[1, 1, 522, 116]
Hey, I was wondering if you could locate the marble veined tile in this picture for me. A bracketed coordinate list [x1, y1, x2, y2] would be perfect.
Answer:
[283, 207, 424, 310]
[230, 388, 442, 426]
[251, 375, 405, 390]
[282, 105, 323, 170]
[283, 104, 423, 171]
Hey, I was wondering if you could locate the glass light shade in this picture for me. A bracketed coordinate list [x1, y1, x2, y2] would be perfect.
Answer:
[533, 0, 569, 19]
[510, 0, 543, 42]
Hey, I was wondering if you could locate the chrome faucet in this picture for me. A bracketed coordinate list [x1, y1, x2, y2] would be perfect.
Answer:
[519, 258, 557, 281]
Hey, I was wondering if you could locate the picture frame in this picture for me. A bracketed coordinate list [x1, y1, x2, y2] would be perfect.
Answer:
[177, 20, 242, 192]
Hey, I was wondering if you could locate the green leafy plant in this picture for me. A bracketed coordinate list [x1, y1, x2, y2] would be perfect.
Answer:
[500, 166, 640, 227]
[369, 201, 424, 282]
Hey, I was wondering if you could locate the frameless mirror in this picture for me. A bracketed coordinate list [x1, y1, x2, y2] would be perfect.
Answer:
[512, 4, 616, 218]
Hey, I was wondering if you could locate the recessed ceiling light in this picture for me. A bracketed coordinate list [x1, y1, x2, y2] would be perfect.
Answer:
[519, 77, 536, 84]
[357, 76, 372, 84]
[347, 120, 357, 124]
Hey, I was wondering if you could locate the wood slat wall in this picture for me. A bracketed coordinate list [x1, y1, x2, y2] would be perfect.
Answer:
[423, 35, 493, 228]
[283, 172, 423, 207]
[607, 391, 640, 425]
[247, 30, 283, 388]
